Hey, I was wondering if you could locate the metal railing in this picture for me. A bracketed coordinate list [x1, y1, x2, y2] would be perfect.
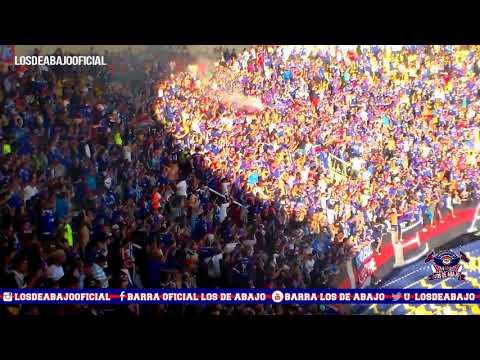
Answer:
[207, 187, 246, 208]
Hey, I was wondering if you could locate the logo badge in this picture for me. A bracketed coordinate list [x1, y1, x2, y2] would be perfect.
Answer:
[3, 292, 13, 302]
[272, 290, 284, 303]
[425, 250, 469, 281]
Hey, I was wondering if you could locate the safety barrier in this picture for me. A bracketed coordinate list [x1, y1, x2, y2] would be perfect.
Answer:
[207, 187, 245, 208]
[331, 199, 480, 289]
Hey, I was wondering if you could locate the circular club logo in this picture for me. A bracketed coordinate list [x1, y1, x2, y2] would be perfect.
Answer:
[441, 254, 452, 266]
[272, 290, 284, 303]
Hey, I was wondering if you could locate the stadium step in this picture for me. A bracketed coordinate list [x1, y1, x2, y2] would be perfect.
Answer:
[410, 305, 433, 315]
[440, 281, 452, 289]
[420, 279, 431, 288]
[466, 276, 480, 288]
[471, 305, 480, 315]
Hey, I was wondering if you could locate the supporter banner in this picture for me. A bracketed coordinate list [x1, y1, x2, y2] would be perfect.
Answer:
[328, 154, 350, 183]
[0, 45, 15, 64]
[334, 199, 480, 289]
[354, 243, 377, 288]
[1, 289, 480, 305]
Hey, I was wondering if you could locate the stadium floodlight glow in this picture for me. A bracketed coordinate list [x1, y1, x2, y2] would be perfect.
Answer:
[467, 203, 480, 233]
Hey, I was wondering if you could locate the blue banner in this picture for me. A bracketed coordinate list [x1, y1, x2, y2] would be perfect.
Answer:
[1, 289, 480, 305]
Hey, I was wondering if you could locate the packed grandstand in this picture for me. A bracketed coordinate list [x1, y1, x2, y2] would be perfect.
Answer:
[1, 45, 480, 316]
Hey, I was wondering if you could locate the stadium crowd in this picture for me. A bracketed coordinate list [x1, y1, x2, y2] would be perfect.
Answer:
[0, 45, 480, 316]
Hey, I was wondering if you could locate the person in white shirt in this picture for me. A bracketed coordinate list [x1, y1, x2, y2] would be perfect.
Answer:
[287, 175, 295, 189]
[351, 157, 364, 177]
[301, 167, 310, 183]
[361, 191, 370, 208]
[176, 180, 188, 197]
[221, 180, 230, 196]
[24, 182, 39, 202]
[123, 144, 132, 162]
[206, 252, 223, 279]
[320, 194, 328, 210]
[52, 161, 66, 179]
[91, 254, 109, 288]
[445, 192, 456, 218]
[218, 201, 230, 223]
[317, 178, 327, 193]
[303, 248, 315, 275]
[326, 207, 336, 225]
[191, 118, 201, 134]
[47, 263, 64, 282]
[84, 143, 91, 158]
[47, 250, 66, 282]
[104, 176, 113, 190]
